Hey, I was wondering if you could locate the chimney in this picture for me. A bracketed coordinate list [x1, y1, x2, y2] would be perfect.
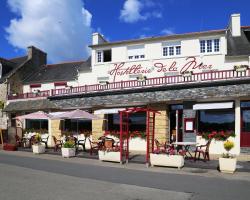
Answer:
[92, 33, 107, 45]
[27, 46, 47, 66]
[229, 13, 241, 37]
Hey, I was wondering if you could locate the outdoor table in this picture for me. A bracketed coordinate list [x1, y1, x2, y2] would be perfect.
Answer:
[172, 142, 197, 159]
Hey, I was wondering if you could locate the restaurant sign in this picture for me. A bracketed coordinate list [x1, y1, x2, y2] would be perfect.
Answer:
[108, 56, 215, 82]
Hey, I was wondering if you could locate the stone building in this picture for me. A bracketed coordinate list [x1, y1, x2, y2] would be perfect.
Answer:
[0, 46, 46, 129]
[4, 14, 250, 155]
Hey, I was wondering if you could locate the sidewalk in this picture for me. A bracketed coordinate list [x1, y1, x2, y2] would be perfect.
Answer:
[1, 149, 250, 182]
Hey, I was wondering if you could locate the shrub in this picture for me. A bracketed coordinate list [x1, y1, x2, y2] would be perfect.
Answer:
[63, 140, 75, 148]
[34, 133, 42, 144]
[222, 140, 235, 158]
[224, 140, 234, 152]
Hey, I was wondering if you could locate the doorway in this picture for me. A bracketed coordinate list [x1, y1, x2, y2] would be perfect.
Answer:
[241, 108, 250, 147]
[170, 105, 183, 143]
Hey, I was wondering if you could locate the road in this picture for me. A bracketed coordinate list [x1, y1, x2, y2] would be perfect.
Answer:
[0, 152, 249, 200]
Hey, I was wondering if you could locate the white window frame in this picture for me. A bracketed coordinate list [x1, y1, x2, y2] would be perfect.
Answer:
[200, 38, 220, 54]
[162, 41, 181, 57]
[97, 51, 102, 63]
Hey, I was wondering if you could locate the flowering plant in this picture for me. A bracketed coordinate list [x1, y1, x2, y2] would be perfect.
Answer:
[199, 131, 235, 141]
[34, 133, 42, 144]
[104, 130, 146, 139]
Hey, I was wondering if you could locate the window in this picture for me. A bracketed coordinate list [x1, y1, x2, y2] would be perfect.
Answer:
[127, 45, 145, 60]
[26, 119, 48, 131]
[214, 39, 220, 52]
[169, 47, 174, 56]
[200, 39, 220, 53]
[198, 109, 235, 133]
[106, 112, 146, 132]
[97, 51, 102, 63]
[176, 46, 181, 55]
[200, 40, 206, 53]
[103, 49, 111, 62]
[96, 49, 112, 63]
[207, 40, 212, 52]
[63, 119, 92, 133]
[163, 47, 168, 56]
[162, 42, 181, 57]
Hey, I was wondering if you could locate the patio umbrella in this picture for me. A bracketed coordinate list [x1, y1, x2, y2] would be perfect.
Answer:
[51, 109, 101, 134]
[14, 111, 51, 131]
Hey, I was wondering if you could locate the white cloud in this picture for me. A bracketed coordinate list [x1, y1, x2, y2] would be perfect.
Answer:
[5, 0, 92, 63]
[161, 28, 175, 35]
[120, 0, 162, 23]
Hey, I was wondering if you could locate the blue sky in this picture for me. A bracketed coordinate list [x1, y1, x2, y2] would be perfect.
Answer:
[0, 0, 250, 63]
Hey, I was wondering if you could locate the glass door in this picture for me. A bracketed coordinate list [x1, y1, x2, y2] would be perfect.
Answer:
[241, 109, 250, 147]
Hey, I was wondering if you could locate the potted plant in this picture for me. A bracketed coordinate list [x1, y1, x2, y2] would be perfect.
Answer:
[234, 65, 248, 72]
[32, 133, 46, 154]
[219, 140, 237, 173]
[61, 139, 76, 158]
[150, 147, 184, 169]
[98, 137, 120, 163]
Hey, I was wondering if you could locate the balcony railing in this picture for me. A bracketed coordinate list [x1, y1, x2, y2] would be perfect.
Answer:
[8, 69, 250, 100]
[8, 90, 50, 100]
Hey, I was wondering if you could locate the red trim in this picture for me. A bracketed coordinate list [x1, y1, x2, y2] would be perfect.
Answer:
[8, 68, 250, 100]
[54, 82, 67, 86]
[30, 84, 41, 88]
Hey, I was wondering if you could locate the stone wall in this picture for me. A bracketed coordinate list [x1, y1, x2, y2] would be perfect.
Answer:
[50, 120, 61, 139]
[0, 83, 7, 129]
[92, 114, 105, 141]
[148, 104, 169, 143]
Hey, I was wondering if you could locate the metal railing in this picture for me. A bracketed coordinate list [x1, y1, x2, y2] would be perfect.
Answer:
[8, 69, 250, 100]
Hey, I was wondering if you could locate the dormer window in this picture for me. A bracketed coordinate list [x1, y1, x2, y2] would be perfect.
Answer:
[96, 49, 112, 63]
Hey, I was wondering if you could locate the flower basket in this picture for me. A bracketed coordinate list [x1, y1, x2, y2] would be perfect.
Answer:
[219, 140, 237, 173]
[150, 153, 184, 169]
[234, 65, 248, 72]
[32, 144, 45, 154]
[61, 147, 76, 158]
[98, 150, 120, 163]
[219, 157, 237, 173]
[61, 140, 76, 158]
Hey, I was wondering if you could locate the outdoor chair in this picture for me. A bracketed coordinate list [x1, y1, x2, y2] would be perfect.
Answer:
[77, 139, 86, 152]
[41, 135, 49, 148]
[15, 135, 25, 147]
[29, 135, 36, 148]
[52, 136, 62, 152]
[194, 139, 212, 162]
[154, 139, 167, 153]
[88, 137, 104, 155]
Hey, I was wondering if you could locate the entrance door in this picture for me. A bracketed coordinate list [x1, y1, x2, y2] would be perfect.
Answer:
[241, 109, 250, 147]
[170, 109, 183, 143]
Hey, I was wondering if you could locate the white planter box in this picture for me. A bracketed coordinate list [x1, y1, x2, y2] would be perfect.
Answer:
[98, 150, 120, 163]
[219, 157, 237, 173]
[150, 153, 184, 169]
[61, 148, 76, 158]
[32, 144, 45, 154]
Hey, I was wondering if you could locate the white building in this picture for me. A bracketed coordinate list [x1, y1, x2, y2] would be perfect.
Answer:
[5, 14, 250, 155]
